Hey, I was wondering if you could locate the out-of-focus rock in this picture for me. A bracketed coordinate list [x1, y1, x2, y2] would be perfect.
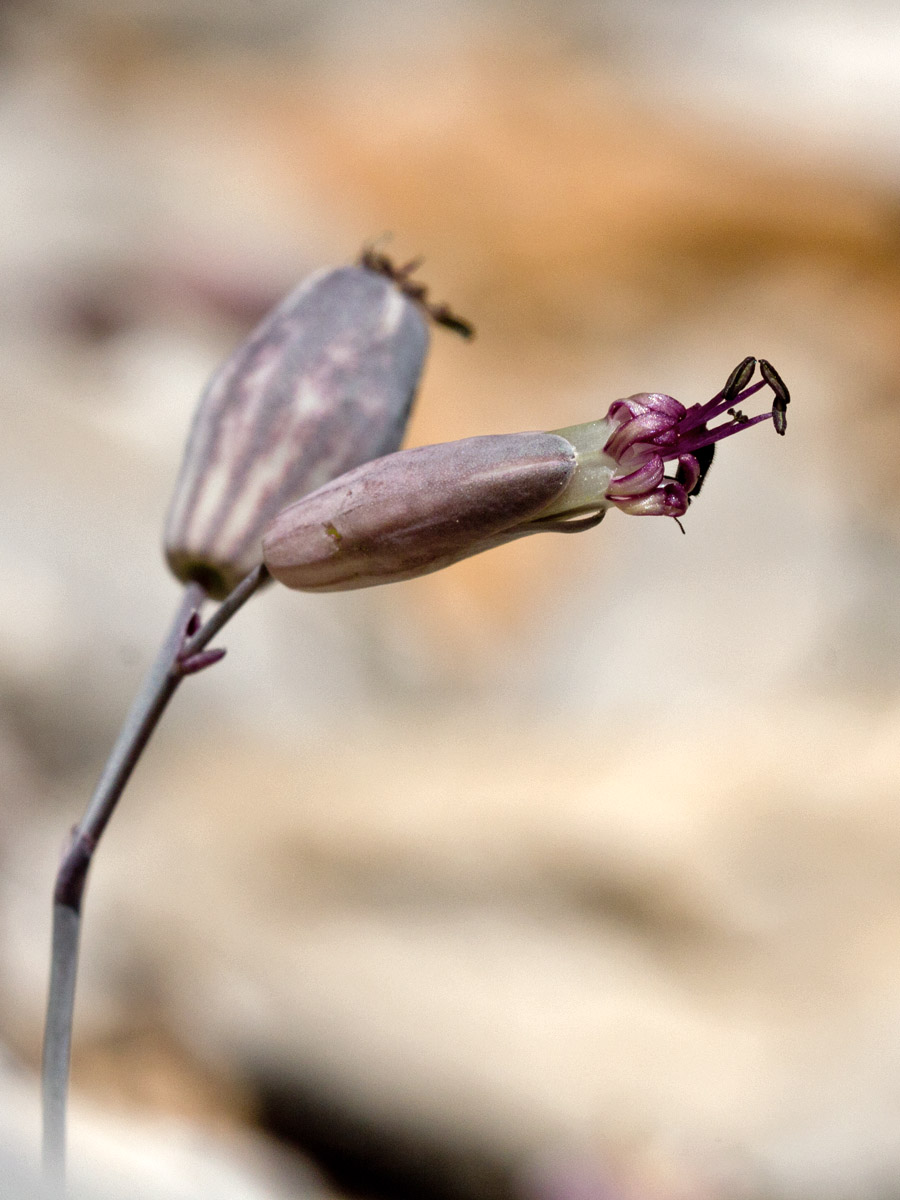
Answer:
[4, 6, 900, 1200]
[7, 703, 900, 1198]
[0, 1045, 334, 1200]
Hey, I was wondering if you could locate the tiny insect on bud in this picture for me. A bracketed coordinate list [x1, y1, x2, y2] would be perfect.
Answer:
[358, 246, 474, 339]
[262, 359, 790, 593]
[164, 263, 431, 599]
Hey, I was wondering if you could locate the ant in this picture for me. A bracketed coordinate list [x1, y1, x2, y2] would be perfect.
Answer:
[359, 246, 474, 339]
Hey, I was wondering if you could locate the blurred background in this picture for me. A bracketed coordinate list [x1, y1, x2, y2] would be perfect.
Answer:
[3, 1, 900, 1197]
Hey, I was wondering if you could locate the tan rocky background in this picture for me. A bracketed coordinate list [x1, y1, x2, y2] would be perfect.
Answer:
[3, 2, 900, 1197]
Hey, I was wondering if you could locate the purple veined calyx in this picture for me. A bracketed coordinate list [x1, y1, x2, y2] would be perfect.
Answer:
[164, 254, 473, 600]
[262, 357, 791, 592]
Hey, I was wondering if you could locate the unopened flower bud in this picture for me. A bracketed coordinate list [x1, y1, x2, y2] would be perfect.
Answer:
[262, 358, 788, 592]
[164, 263, 430, 598]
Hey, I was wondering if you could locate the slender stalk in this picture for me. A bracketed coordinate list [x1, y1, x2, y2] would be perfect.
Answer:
[41, 565, 268, 1194]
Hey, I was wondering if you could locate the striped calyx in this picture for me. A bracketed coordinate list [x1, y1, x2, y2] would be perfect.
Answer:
[164, 264, 429, 598]
[262, 432, 580, 592]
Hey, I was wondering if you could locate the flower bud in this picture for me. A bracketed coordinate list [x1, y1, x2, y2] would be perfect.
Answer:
[262, 358, 788, 593]
[164, 264, 430, 598]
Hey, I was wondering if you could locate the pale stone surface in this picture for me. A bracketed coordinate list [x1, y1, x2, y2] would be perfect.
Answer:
[7, 705, 900, 1198]
[0, 1048, 332, 1200]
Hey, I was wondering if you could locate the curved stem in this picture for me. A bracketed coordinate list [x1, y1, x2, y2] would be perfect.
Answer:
[41, 565, 268, 1194]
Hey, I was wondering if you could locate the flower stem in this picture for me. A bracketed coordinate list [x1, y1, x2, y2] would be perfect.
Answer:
[41, 565, 269, 1195]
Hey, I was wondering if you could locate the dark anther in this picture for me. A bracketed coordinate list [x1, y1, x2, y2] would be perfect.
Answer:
[721, 356, 757, 404]
[759, 358, 790, 403]
[686, 442, 716, 499]
[359, 245, 474, 339]
[727, 407, 750, 424]
[759, 359, 790, 436]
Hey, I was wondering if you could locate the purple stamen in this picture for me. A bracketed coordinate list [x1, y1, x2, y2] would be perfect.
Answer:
[675, 410, 771, 456]
[677, 378, 768, 434]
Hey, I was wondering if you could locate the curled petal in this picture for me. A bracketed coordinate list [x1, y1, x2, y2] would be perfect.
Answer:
[607, 393, 685, 423]
[674, 454, 700, 494]
[613, 480, 690, 517]
[629, 392, 687, 419]
[606, 399, 646, 426]
[606, 453, 665, 499]
[603, 411, 679, 459]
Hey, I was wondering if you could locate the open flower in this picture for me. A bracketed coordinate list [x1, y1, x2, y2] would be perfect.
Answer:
[262, 358, 788, 592]
[548, 354, 789, 521]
